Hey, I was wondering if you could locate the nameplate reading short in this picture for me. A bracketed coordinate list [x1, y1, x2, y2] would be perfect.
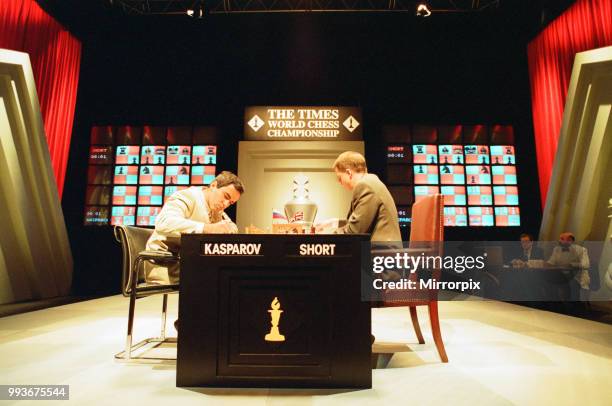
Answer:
[299, 243, 336, 256]
[201, 243, 262, 256]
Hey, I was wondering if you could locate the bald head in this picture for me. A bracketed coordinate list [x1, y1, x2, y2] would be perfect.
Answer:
[559, 232, 575, 248]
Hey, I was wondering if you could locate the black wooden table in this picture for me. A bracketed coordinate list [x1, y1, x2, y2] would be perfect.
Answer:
[177, 234, 371, 388]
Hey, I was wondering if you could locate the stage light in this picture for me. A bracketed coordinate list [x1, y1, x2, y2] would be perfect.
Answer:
[186, 4, 204, 18]
[416, 3, 432, 17]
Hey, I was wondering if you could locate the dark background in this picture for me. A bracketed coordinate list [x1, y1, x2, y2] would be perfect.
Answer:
[38, 0, 576, 296]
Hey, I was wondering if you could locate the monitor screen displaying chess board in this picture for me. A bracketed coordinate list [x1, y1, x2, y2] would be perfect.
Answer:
[84, 125, 218, 226]
[385, 125, 520, 227]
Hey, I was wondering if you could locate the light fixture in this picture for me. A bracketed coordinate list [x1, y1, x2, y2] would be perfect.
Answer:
[186, 3, 204, 18]
[416, 3, 432, 17]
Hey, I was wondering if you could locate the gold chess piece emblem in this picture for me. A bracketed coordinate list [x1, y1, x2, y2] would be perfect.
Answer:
[264, 297, 285, 342]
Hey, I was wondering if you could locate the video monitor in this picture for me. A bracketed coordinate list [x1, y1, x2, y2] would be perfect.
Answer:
[463, 125, 488, 144]
[141, 145, 166, 165]
[443, 207, 468, 226]
[192, 145, 217, 165]
[382, 125, 411, 143]
[412, 125, 438, 144]
[412, 145, 437, 164]
[387, 165, 412, 185]
[164, 186, 189, 202]
[414, 186, 440, 202]
[113, 166, 138, 185]
[90, 126, 114, 145]
[467, 186, 493, 205]
[441, 186, 466, 205]
[111, 206, 136, 226]
[384, 124, 520, 228]
[85, 125, 218, 226]
[494, 207, 521, 226]
[490, 145, 515, 165]
[388, 186, 414, 207]
[112, 186, 137, 205]
[492, 165, 517, 184]
[490, 125, 514, 145]
[136, 206, 162, 226]
[165, 166, 190, 185]
[387, 145, 412, 163]
[191, 165, 216, 185]
[438, 145, 463, 164]
[397, 206, 412, 227]
[464, 145, 490, 164]
[138, 186, 164, 205]
[84, 206, 110, 226]
[89, 146, 114, 165]
[115, 145, 140, 165]
[493, 186, 519, 205]
[466, 165, 491, 185]
[439, 165, 465, 185]
[139, 165, 165, 185]
[88, 166, 113, 185]
[85, 186, 111, 206]
[115, 126, 142, 145]
[468, 207, 495, 226]
[413, 165, 439, 184]
[142, 126, 166, 145]
[167, 145, 192, 164]
[438, 125, 463, 144]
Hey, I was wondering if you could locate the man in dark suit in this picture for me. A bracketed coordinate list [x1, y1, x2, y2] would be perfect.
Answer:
[515, 233, 544, 262]
[329, 151, 401, 242]
[326, 151, 402, 346]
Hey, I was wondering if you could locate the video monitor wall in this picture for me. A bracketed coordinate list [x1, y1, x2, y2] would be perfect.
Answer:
[385, 125, 520, 227]
[84, 126, 218, 226]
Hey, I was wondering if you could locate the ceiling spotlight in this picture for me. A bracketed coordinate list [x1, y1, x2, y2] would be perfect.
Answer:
[416, 3, 432, 17]
[186, 5, 204, 18]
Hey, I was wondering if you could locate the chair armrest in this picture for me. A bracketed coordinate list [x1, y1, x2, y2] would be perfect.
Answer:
[136, 250, 179, 263]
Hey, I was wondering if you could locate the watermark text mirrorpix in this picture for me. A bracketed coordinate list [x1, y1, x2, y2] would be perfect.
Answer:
[371, 252, 486, 292]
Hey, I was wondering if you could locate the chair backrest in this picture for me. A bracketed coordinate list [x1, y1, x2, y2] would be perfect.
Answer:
[381, 194, 444, 305]
[409, 194, 444, 246]
[410, 194, 444, 289]
[114, 225, 154, 295]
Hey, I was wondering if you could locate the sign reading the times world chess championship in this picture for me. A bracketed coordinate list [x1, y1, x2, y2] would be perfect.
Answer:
[244, 106, 363, 140]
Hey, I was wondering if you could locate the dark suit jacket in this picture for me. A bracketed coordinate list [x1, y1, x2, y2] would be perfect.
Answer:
[339, 174, 401, 242]
[517, 245, 545, 261]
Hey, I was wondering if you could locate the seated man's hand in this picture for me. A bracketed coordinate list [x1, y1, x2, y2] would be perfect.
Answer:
[225, 221, 238, 234]
[206, 220, 238, 234]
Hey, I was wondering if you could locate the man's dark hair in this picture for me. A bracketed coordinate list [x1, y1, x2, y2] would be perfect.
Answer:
[215, 171, 245, 194]
[519, 233, 534, 241]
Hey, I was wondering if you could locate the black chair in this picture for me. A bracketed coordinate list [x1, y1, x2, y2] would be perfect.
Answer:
[114, 225, 179, 360]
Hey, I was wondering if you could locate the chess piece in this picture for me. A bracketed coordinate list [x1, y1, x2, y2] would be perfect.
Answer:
[264, 297, 285, 342]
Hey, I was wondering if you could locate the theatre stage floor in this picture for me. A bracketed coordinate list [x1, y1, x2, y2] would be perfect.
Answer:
[1, 296, 611, 406]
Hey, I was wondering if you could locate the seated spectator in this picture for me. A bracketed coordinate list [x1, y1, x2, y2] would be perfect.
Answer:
[510, 233, 544, 268]
[546, 232, 590, 290]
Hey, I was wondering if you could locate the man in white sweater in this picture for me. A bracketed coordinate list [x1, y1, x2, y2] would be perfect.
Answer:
[145, 171, 244, 284]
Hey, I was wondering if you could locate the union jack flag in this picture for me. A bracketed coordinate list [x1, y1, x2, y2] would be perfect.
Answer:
[291, 211, 304, 222]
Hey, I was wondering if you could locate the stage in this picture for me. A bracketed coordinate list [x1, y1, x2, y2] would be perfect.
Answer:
[1, 296, 611, 405]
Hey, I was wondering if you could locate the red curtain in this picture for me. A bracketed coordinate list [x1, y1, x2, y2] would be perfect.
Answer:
[527, 0, 612, 208]
[0, 0, 81, 198]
